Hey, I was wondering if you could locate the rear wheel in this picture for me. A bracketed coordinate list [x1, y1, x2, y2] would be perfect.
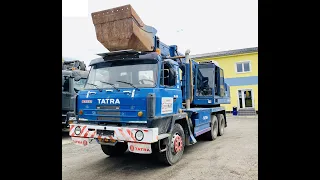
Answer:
[157, 123, 185, 165]
[101, 142, 128, 156]
[217, 114, 225, 136]
[204, 114, 218, 141]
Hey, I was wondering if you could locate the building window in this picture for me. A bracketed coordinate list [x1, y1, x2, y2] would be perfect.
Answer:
[236, 61, 251, 73]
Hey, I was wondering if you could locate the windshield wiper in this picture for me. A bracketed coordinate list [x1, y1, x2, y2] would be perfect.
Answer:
[99, 81, 120, 92]
[86, 83, 102, 92]
[116, 81, 140, 91]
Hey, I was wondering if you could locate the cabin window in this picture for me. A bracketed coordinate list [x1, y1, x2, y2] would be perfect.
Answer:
[161, 62, 176, 87]
[197, 65, 214, 96]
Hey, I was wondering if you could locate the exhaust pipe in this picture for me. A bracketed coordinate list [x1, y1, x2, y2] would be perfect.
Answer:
[184, 49, 193, 109]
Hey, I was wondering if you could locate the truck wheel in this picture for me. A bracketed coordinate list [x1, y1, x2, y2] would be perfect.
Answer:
[217, 114, 225, 136]
[158, 123, 185, 165]
[204, 114, 218, 141]
[101, 142, 128, 156]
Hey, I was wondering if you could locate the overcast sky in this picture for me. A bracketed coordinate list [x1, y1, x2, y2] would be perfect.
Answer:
[63, 0, 257, 66]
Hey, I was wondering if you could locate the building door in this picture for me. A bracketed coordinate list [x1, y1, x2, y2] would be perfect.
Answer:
[238, 89, 254, 108]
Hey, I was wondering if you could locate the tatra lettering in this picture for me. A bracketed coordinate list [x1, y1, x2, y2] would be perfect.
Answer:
[97, 99, 120, 104]
[134, 147, 150, 152]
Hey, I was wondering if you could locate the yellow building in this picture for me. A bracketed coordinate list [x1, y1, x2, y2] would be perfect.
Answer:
[191, 47, 258, 114]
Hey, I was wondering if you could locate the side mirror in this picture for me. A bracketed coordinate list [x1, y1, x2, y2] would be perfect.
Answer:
[163, 69, 169, 78]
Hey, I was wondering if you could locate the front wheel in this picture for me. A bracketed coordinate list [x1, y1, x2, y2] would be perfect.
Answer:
[101, 142, 128, 156]
[157, 123, 185, 165]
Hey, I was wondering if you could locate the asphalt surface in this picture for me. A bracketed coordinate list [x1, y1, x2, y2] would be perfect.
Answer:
[62, 115, 258, 180]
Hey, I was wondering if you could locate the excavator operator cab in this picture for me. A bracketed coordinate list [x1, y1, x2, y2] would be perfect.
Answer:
[193, 61, 228, 105]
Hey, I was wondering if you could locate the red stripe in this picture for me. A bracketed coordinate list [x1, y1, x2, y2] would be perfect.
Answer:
[127, 129, 136, 141]
[81, 126, 87, 133]
[69, 125, 75, 136]
[80, 126, 87, 136]
[70, 125, 74, 130]
[143, 129, 148, 132]
[118, 128, 128, 140]
[91, 131, 95, 138]
[84, 131, 89, 137]
[126, 129, 131, 136]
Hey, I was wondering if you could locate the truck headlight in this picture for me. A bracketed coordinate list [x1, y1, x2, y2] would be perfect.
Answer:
[135, 130, 144, 141]
[75, 126, 81, 135]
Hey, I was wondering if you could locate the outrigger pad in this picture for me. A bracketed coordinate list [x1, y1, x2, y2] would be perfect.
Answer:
[91, 4, 157, 52]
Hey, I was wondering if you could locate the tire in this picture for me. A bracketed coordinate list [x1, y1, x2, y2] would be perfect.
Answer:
[204, 114, 218, 141]
[157, 123, 185, 165]
[217, 114, 225, 136]
[101, 142, 128, 156]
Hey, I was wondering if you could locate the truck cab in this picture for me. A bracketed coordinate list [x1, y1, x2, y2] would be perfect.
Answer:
[62, 70, 88, 128]
[193, 61, 231, 106]
[75, 51, 182, 126]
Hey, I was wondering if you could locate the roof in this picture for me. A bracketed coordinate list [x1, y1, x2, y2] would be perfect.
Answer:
[190, 47, 258, 59]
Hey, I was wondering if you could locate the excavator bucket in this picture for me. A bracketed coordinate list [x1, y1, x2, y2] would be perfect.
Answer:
[91, 4, 157, 52]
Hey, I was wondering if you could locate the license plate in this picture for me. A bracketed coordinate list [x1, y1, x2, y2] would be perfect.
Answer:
[96, 137, 116, 144]
[97, 129, 114, 136]
[128, 142, 152, 154]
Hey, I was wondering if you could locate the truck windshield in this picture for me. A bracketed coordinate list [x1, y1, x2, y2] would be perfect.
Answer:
[85, 60, 158, 89]
[74, 78, 87, 91]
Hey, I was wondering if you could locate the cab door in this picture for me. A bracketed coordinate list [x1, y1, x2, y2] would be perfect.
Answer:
[158, 60, 182, 115]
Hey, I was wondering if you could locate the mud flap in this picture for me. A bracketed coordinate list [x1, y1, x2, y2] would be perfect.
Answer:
[186, 122, 197, 145]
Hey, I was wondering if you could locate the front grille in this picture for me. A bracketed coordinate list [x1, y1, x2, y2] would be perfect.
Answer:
[97, 105, 119, 109]
[96, 105, 120, 121]
[97, 111, 120, 115]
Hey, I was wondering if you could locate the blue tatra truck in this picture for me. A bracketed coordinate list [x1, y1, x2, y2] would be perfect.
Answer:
[68, 4, 230, 165]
